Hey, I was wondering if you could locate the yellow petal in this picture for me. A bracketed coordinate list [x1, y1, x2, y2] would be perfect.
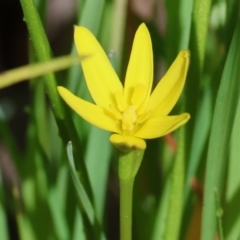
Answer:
[110, 134, 146, 151]
[57, 87, 120, 133]
[74, 26, 123, 108]
[123, 23, 153, 108]
[148, 50, 190, 117]
[134, 113, 190, 139]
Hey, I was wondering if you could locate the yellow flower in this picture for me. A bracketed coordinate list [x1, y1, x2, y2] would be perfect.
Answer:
[57, 24, 190, 150]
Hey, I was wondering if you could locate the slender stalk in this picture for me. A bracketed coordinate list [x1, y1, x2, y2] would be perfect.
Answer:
[110, 0, 128, 70]
[19, 0, 64, 119]
[0, 55, 80, 89]
[118, 149, 144, 240]
[119, 178, 134, 240]
[164, 126, 185, 240]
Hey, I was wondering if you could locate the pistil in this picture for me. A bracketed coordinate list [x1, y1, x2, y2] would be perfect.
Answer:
[122, 105, 137, 131]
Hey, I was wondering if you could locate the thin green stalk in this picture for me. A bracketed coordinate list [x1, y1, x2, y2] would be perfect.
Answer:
[0, 55, 80, 89]
[119, 178, 134, 240]
[19, 0, 63, 119]
[192, 0, 212, 72]
[118, 149, 144, 240]
[110, 0, 128, 70]
[164, 126, 185, 240]
[186, 0, 212, 141]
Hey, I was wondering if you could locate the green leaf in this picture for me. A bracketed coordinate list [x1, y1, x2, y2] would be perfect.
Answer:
[225, 95, 240, 239]
[184, 86, 212, 202]
[66, 142, 106, 240]
[67, 142, 95, 224]
[85, 127, 111, 221]
[192, 0, 212, 71]
[72, 210, 87, 240]
[164, 126, 186, 240]
[151, 180, 171, 240]
[201, 19, 240, 240]
[0, 55, 80, 90]
[48, 187, 70, 240]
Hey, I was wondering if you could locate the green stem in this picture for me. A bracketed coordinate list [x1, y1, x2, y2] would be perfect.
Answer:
[192, 0, 212, 72]
[118, 149, 144, 240]
[119, 178, 134, 240]
[110, 0, 128, 70]
[0, 55, 80, 89]
[19, 0, 64, 119]
[164, 126, 185, 240]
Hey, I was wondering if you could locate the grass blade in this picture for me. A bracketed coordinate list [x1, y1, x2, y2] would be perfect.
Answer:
[67, 142, 94, 224]
[201, 19, 240, 240]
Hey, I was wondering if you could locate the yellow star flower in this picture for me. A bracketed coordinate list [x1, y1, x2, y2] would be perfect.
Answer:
[57, 24, 190, 150]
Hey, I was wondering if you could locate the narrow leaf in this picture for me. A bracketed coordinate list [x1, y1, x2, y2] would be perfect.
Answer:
[66, 142, 94, 224]
[201, 19, 240, 240]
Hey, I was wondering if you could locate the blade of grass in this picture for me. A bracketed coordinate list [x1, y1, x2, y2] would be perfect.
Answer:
[184, 86, 212, 202]
[151, 180, 171, 240]
[179, 0, 194, 49]
[19, 0, 63, 120]
[48, 187, 70, 240]
[201, 19, 240, 240]
[109, 0, 127, 70]
[98, 2, 114, 51]
[165, 0, 193, 62]
[66, 142, 106, 240]
[85, 127, 111, 221]
[67, 142, 94, 224]
[186, 0, 212, 142]
[72, 209, 87, 240]
[32, 80, 50, 159]
[0, 55, 80, 90]
[192, 0, 212, 72]
[164, 126, 186, 240]
[181, 84, 212, 238]
[224, 97, 240, 239]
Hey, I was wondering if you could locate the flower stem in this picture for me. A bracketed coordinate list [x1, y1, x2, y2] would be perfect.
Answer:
[119, 178, 134, 240]
[118, 149, 144, 240]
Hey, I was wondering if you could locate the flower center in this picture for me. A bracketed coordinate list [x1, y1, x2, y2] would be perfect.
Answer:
[110, 84, 150, 134]
[122, 105, 137, 131]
